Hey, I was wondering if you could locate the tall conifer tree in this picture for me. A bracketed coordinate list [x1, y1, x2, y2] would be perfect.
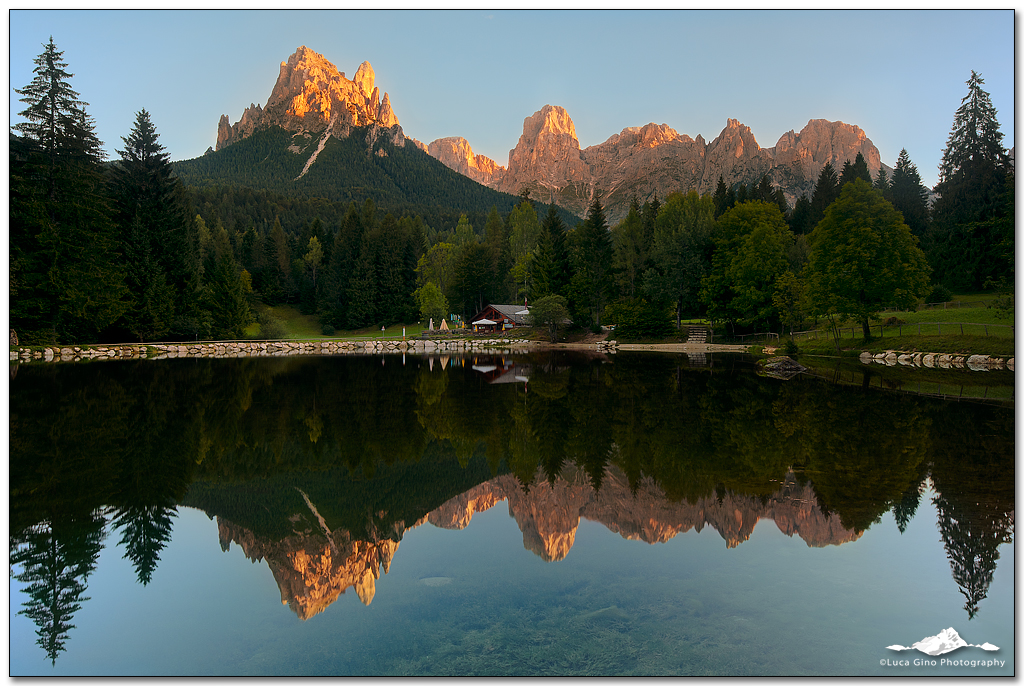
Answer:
[808, 162, 840, 228]
[889, 149, 930, 239]
[110, 109, 199, 340]
[929, 70, 1012, 290]
[11, 37, 128, 342]
[572, 197, 613, 328]
[839, 152, 872, 187]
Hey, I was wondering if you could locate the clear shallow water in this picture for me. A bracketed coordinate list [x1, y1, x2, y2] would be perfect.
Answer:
[9, 352, 1014, 676]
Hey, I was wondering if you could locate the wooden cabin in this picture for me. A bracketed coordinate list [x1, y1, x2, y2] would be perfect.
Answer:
[469, 304, 531, 332]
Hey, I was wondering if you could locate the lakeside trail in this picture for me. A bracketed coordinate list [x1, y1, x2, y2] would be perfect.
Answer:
[530, 329, 749, 354]
[538, 342, 750, 353]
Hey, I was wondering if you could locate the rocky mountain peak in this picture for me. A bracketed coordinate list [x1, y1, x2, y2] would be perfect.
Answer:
[216, 46, 401, 151]
[525, 104, 579, 141]
[353, 60, 375, 98]
[492, 104, 588, 199]
[427, 137, 506, 185]
[636, 123, 685, 149]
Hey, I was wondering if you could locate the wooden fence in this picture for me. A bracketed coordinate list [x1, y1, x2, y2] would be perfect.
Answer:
[791, 322, 1014, 342]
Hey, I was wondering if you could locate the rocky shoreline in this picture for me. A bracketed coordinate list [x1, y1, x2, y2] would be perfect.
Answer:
[858, 349, 1013, 372]
[9, 339, 1014, 373]
[9, 337, 540, 363]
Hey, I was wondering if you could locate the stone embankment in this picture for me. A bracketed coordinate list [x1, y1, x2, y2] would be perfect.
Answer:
[859, 350, 1014, 372]
[10, 338, 536, 364]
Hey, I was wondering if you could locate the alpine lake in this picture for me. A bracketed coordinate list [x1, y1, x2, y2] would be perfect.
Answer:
[9, 348, 1014, 676]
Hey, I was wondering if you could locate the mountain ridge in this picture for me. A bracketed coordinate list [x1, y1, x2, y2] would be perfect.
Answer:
[426, 106, 888, 221]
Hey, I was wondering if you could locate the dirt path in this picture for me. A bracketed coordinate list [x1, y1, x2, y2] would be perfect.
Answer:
[530, 340, 750, 353]
[616, 343, 750, 353]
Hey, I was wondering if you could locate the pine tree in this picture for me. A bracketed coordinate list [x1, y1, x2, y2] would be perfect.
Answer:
[839, 152, 872, 186]
[321, 202, 364, 327]
[533, 204, 569, 299]
[929, 70, 1012, 290]
[611, 198, 646, 298]
[889, 149, 930, 239]
[808, 161, 840, 227]
[13, 37, 85, 196]
[203, 220, 252, 338]
[641, 193, 661, 250]
[572, 197, 613, 328]
[110, 109, 199, 340]
[936, 70, 1009, 211]
[646, 191, 717, 328]
[11, 514, 107, 665]
[11, 38, 129, 342]
[484, 205, 511, 302]
[789, 195, 813, 235]
[713, 176, 730, 218]
[346, 230, 379, 329]
[872, 166, 891, 199]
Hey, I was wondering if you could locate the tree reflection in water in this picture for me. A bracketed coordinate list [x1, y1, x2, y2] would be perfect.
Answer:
[9, 352, 1014, 662]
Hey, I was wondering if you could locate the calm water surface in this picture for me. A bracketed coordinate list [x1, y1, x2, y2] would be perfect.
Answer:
[9, 351, 1014, 676]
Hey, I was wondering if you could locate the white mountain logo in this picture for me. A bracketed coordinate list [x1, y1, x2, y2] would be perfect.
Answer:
[887, 628, 999, 656]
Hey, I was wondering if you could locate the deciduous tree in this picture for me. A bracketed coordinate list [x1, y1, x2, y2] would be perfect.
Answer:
[700, 201, 794, 332]
[805, 179, 930, 343]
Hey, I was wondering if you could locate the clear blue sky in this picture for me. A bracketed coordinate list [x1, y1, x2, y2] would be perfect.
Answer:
[8, 8, 1016, 189]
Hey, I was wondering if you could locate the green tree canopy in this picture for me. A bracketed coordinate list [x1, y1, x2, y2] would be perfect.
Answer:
[611, 197, 648, 299]
[415, 281, 449, 327]
[805, 179, 930, 342]
[700, 201, 793, 331]
[528, 294, 571, 342]
[643, 190, 717, 328]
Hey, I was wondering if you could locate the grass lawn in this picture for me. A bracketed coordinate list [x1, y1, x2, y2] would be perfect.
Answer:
[245, 305, 518, 341]
[782, 295, 1014, 358]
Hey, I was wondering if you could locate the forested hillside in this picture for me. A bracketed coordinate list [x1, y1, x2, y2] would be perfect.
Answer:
[172, 125, 576, 233]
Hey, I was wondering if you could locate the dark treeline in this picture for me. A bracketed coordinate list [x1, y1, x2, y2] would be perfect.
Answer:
[9, 39, 1013, 346]
[10, 353, 1015, 662]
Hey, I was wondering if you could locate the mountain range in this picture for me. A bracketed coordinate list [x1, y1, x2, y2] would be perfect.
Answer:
[428, 106, 886, 221]
[206, 46, 891, 223]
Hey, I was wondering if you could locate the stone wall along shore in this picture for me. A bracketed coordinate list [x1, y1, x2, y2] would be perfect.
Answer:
[10, 338, 538, 364]
[859, 350, 1014, 372]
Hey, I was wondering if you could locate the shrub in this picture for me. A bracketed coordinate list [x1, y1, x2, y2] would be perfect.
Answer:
[321, 323, 335, 336]
[257, 311, 287, 339]
[927, 284, 954, 303]
[783, 338, 799, 356]
[990, 294, 1014, 319]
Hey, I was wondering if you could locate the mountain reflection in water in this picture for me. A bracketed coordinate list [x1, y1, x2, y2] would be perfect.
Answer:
[213, 466, 858, 620]
[9, 351, 1014, 668]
